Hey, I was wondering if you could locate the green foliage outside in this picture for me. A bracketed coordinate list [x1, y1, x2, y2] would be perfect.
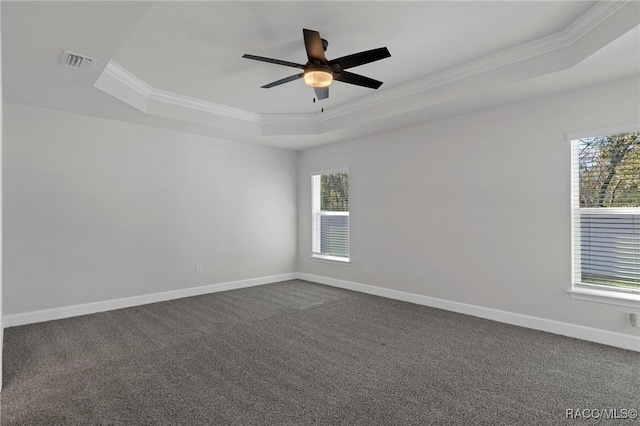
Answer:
[321, 172, 349, 211]
[579, 132, 640, 208]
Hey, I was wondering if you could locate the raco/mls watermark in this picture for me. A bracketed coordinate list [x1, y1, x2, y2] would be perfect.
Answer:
[565, 408, 638, 420]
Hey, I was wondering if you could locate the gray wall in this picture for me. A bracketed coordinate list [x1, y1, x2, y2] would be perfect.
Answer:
[3, 102, 297, 314]
[298, 76, 639, 336]
[3, 76, 638, 340]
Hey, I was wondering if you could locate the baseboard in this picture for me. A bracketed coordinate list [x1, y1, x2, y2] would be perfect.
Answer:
[296, 273, 640, 352]
[2, 273, 297, 328]
[5, 272, 638, 352]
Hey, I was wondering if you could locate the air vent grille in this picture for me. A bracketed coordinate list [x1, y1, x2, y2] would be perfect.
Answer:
[61, 50, 96, 70]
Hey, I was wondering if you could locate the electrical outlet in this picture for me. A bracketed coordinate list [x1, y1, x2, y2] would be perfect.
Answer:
[195, 264, 203, 275]
[364, 263, 370, 273]
[629, 312, 638, 327]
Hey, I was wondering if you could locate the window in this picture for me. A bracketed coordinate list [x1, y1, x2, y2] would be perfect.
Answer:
[571, 130, 639, 304]
[312, 170, 349, 262]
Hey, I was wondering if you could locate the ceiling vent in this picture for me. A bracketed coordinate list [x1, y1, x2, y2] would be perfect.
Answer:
[61, 50, 96, 71]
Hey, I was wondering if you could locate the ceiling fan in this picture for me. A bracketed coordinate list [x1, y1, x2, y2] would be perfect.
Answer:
[242, 29, 391, 101]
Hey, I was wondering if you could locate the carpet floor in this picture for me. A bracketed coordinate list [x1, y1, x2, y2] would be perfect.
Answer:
[1, 280, 638, 425]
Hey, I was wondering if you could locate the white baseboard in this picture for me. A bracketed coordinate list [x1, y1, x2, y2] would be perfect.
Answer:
[2, 273, 297, 328]
[297, 273, 640, 352]
[4, 272, 638, 352]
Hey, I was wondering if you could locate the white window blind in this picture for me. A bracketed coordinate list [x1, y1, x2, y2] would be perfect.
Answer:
[312, 171, 349, 261]
[571, 132, 640, 294]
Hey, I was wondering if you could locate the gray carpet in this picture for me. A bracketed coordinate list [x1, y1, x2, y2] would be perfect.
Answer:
[1, 280, 638, 425]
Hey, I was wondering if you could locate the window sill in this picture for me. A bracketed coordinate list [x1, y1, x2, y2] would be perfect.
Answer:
[310, 254, 350, 265]
[567, 287, 640, 308]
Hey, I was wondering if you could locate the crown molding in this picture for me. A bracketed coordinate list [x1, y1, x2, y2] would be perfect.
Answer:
[101, 61, 151, 98]
[318, 1, 636, 122]
[261, 113, 320, 125]
[565, 0, 630, 43]
[94, 1, 638, 143]
[94, 61, 151, 113]
[149, 88, 261, 123]
[96, 62, 261, 123]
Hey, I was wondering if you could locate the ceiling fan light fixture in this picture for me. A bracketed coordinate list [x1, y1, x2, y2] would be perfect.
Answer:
[304, 68, 333, 88]
[243, 28, 390, 99]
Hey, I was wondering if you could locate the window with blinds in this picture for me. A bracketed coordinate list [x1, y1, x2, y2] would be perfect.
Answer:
[571, 131, 639, 294]
[312, 171, 349, 261]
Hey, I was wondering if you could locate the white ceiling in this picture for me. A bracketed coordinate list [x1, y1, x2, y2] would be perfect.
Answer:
[2, 1, 639, 150]
[112, 1, 595, 114]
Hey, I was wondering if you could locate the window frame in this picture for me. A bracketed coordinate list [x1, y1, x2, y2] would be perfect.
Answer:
[568, 126, 640, 308]
[310, 168, 350, 264]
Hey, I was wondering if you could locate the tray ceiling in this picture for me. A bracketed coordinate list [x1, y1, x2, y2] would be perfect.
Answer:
[2, 1, 639, 149]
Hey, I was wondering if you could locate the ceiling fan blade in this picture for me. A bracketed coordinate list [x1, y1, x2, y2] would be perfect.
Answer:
[335, 70, 383, 89]
[303, 29, 327, 65]
[261, 73, 304, 88]
[329, 47, 391, 70]
[242, 54, 305, 69]
[314, 86, 329, 100]
[333, 71, 382, 89]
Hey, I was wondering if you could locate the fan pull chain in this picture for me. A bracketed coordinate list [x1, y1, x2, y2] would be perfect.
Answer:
[311, 96, 324, 112]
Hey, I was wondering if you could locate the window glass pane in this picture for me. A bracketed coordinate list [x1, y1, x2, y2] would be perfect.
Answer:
[578, 132, 640, 208]
[573, 131, 640, 292]
[579, 214, 639, 290]
[320, 214, 349, 258]
[321, 173, 349, 212]
[312, 171, 349, 260]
